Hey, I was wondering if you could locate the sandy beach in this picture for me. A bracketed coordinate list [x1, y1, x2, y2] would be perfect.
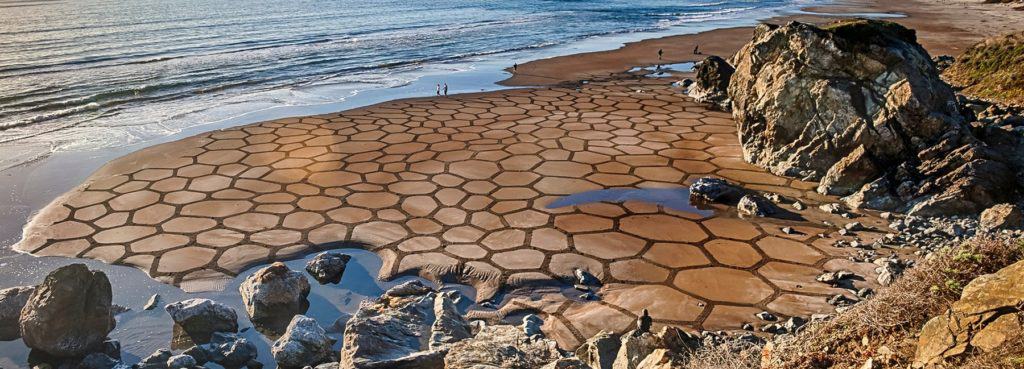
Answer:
[2, 0, 1024, 366]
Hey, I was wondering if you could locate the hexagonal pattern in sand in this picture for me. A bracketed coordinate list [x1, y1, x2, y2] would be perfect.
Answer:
[16, 77, 891, 349]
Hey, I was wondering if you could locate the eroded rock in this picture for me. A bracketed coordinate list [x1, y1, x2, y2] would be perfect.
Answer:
[913, 259, 1024, 367]
[444, 324, 563, 369]
[979, 203, 1023, 231]
[687, 56, 734, 110]
[272, 315, 334, 369]
[305, 252, 352, 285]
[689, 177, 742, 203]
[575, 331, 620, 369]
[239, 262, 311, 333]
[19, 264, 115, 357]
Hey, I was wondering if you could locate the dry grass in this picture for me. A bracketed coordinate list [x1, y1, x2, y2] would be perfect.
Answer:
[682, 340, 762, 369]
[944, 31, 1024, 106]
[706, 236, 1024, 369]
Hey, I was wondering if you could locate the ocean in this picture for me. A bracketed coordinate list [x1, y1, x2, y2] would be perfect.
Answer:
[0, 0, 810, 171]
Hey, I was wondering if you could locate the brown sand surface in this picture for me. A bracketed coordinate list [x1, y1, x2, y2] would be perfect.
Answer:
[501, 0, 1024, 87]
[15, 76, 889, 348]
[15, 0, 1024, 350]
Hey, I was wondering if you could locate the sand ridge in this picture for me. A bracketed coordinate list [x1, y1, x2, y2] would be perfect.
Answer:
[14, 75, 891, 349]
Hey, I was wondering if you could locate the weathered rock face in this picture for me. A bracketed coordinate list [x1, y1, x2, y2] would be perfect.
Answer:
[239, 262, 311, 332]
[0, 286, 34, 341]
[576, 331, 621, 369]
[979, 203, 1023, 231]
[306, 253, 352, 285]
[19, 264, 115, 357]
[687, 56, 734, 110]
[444, 324, 563, 369]
[729, 20, 963, 180]
[272, 315, 334, 369]
[817, 145, 879, 196]
[612, 327, 700, 369]
[165, 298, 238, 344]
[913, 259, 1024, 367]
[340, 281, 469, 369]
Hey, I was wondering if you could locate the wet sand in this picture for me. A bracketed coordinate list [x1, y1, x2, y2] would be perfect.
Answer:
[501, 0, 1024, 87]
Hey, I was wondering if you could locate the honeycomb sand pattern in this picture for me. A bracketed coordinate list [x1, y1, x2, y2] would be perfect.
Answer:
[15, 78, 889, 349]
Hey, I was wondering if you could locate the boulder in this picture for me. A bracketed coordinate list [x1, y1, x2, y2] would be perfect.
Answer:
[979, 203, 1023, 231]
[612, 327, 700, 369]
[19, 264, 115, 357]
[575, 331, 621, 369]
[635, 349, 685, 369]
[689, 177, 742, 203]
[166, 354, 197, 369]
[687, 56, 735, 110]
[137, 349, 174, 369]
[306, 253, 352, 285]
[842, 176, 901, 211]
[200, 332, 258, 369]
[817, 145, 879, 196]
[0, 286, 34, 340]
[272, 315, 334, 369]
[239, 262, 311, 331]
[913, 259, 1024, 367]
[729, 20, 963, 180]
[906, 143, 1017, 216]
[340, 281, 468, 369]
[541, 358, 591, 369]
[165, 298, 238, 344]
[444, 324, 563, 369]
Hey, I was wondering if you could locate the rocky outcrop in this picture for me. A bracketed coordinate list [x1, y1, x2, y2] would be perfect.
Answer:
[444, 324, 563, 369]
[687, 56, 734, 110]
[612, 327, 701, 369]
[729, 20, 963, 181]
[19, 264, 115, 357]
[165, 298, 238, 344]
[913, 259, 1024, 367]
[272, 315, 334, 369]
[239, 262, 311, 332]
[817, 145, 879, 196]
[0, 286, 34, 340]
[306, 253, 352, 285]
[339, 281, 469, 369]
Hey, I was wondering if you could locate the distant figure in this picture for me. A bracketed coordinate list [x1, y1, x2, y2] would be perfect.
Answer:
[635, 309, 652, 336]
[658, 48, 663, 60]
[693, 44, 700, 54]
[513, 63, 518, 72]
[443, 83, 448, 96]
[436, 83, 441, 96]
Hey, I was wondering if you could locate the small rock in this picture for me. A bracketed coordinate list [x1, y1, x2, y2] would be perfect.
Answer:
[143, 294, 161, 311]
[781, 226, 798, 235]
[737, 194, 777, 217]
[793, 201, 806, 211]
[784, 317, 806, 333]
[522, 314, 544, 338]
[137, 349, 173, 369]
[200, 332, 258, 369]
[844, 222, 865, 231]
[305, 252, 352, 285]
[165, 298, 239, 344]
[819, 203, 845, 215]
[574, 268, 600, 286]
[979, 203, 1023, 231]
[755, 311, 777, 321]
[166, 354, 197, 369]
[689, 177, 742, 203]
[271, 315, 333, 369]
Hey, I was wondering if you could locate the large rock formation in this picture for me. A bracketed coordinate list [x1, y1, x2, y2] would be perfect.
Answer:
[0, 286, 34, 341]
[687, 56, 734, 110]
[913, 259, 1024, 367]
[339, 281, 469, 369]
[239, 262, 311, 333]
[165, 298, 238, 344]
[729, 19, 963, 182]
[19, 264, 115, 357]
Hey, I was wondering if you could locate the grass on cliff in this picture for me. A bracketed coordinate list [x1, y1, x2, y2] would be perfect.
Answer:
[944, 31, 1024, 106]
[683, 236, 1024, 369]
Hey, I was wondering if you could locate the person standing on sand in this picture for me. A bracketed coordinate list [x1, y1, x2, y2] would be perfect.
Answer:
[436, 83, 441, 96]
[513, 63, 518, 72]
[443, 83, 448, 96]
[658, 48, 663, 60]
[693, 44, 700, 54]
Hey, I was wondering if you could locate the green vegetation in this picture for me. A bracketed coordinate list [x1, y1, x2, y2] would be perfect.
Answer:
[944, 31, 1024, 106]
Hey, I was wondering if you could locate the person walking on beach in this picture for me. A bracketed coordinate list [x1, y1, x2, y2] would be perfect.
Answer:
[436, 83, 441, 96]
[657, 48, 663, 60]
[693, 44, 700, 55]
[443, 83, 448, 96]
[513, 63, 518, 72]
